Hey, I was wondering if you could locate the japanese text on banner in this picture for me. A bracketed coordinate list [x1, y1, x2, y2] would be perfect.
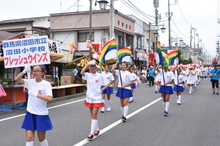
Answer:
[3, 36, 50, 68]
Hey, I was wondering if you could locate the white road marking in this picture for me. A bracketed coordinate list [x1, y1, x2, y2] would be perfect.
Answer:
[73, 97, 162, 146]
[0, 98, 85, 122]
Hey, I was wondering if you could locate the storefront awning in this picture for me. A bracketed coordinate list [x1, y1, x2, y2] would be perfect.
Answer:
[50, 53, 64, 62]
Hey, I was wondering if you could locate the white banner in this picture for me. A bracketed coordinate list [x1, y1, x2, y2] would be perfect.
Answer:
[3, 36, 50, 68]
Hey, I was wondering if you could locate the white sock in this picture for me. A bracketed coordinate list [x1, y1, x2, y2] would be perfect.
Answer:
[189, 87, 192, 93]
[121, 107, 124, 115]
[155, 85, 158, 91]
[26, 141, 34, 146]
[107, 100, 111, 108]
[96, 120, 99, 131]
[90, 119, 97, 135]
[102, 99, 105, 106]
[165, 102, 170, 112]
[123, 106, 129, 117]
[40, 139, 48, 146]
[178, 95, 181, 102]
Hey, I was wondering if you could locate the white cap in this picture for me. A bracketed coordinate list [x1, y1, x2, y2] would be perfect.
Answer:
[88, 60, 96, 66]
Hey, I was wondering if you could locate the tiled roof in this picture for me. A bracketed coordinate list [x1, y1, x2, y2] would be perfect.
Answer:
[0, 31, 16, 42]
[0, 16, 49, 24]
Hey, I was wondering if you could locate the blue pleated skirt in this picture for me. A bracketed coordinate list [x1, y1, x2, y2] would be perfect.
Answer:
[173, 85, 184, 92]
[159, 85, 174, 94]
[116, 88, 133, 98]
[101, 86, 113, 94]
[130, 83, 136, 89]
[21, 111, 53, 131]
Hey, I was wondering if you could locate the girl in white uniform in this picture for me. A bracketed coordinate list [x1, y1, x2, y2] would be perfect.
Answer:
[112, 61, 135, 122]
[81, 60, 110, 140]
[101, 65, 115, 112]
[186, 67, 197, 94]
[15, 65, 53, 146]
[156, 65, 174, 116]
[173, 69, 185, 105]
[154, 68, 162, 93]
[129, 66, 138, 103]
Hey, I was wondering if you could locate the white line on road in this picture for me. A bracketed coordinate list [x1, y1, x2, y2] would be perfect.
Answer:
[0, 98, 85, 122]
[73, 97, 162, 146]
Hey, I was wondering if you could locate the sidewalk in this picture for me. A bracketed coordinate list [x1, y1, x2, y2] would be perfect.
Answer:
[0, 92, 86, 112]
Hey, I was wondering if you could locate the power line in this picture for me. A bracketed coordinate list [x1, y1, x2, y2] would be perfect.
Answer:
[127, 0, 155, 19]
[119, 0, 155, 23]
[51, 0, 80, 23]
[177, 3, 191, 29]
[171, 18, 189, 39]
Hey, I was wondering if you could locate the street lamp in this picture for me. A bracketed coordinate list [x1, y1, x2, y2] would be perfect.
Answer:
[98, 0, 109, 10]
[153, 32, 159, 38]
[175, 42, 178, 50]
[160, 25, 166, 33]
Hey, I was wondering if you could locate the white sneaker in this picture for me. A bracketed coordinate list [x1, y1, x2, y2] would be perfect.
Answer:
[101, 107, 105, 113]
[189, 92, 191, 94]
[106, 107, 111, 112]
[177, 100, 181, 105]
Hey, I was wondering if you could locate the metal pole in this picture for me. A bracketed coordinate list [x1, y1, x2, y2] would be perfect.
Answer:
[155, 6, 158, 51]
[194, 29, 196, 48]
[148, 22, 151, 68]
[89, 0, 92, 60]
[148, 22, 151, 51]
[168, 0, 171, 50]
[190, 25, 192, 48]
[110, 0, 114, 38]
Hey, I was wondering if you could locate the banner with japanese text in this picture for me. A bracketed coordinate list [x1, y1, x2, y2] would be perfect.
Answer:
[2, 36, 50, 68]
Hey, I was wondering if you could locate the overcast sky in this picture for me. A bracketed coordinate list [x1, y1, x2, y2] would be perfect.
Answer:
[0, 0, 219, 57]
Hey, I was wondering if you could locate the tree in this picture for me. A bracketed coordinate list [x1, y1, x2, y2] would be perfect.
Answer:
[188, 58, 193, 64]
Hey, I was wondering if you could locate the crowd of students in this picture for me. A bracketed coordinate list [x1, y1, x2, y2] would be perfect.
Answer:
[15, 62, 219, 145]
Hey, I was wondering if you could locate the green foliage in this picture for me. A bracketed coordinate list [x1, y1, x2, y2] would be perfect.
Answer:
[177, 49, 193, 64]
[188, 58, 193, 64]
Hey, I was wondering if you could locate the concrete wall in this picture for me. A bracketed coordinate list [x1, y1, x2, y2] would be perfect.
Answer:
[0, 22, 32, 34]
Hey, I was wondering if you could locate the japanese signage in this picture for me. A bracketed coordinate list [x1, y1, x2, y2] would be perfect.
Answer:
[3, 36, 50, 68]
[48, 39, 62, 54]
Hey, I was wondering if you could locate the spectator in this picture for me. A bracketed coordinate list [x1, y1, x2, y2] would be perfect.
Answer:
[147, 66, 156, 87]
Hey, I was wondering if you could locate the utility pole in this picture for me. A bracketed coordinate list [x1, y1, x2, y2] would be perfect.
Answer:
[193, 28, 196, 48]
[110, 0, 114, 38]
[168, 0, 171, 50]
[89, 0, 92, 59]
[190, 25, 192, 48]
[148, 22, 151, 52]
[154, 0, 159, 51]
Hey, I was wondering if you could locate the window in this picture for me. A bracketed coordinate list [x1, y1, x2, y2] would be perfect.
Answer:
[129, 25, 131, 29]
[136, 36, 142, 49]
[126, 24, 128, 28]
[118, 36, 124, 49]
[118, 20, 120, 25]
[78, 32, 94, 42]
[122, 22, 124, 27]
[126, 35, 133, 48]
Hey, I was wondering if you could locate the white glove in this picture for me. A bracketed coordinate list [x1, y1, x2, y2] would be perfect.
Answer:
[88, 60, 96, 66]
[28, 90, 38, 97]
[94, 90, 102, 96]
[23, 65, 31, 74]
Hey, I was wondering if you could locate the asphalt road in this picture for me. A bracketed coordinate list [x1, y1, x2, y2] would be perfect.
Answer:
[0, 79, 220, 146]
